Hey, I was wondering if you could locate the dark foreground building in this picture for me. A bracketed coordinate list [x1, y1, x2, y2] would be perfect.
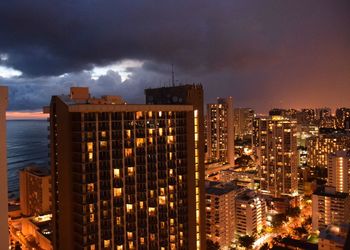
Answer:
[47, 85, 205, 250]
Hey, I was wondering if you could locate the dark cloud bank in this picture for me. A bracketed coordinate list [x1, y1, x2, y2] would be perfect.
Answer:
[0, 0, 349, 111]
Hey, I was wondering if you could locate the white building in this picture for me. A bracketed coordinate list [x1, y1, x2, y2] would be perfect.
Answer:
[328, 151, 350, 193]
[235, 189, 266, 237]
[0, 86, 8, 249]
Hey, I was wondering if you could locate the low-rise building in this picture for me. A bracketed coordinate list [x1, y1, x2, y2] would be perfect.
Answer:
[235, 190, 266, 237]
[318, 224, 349, 250]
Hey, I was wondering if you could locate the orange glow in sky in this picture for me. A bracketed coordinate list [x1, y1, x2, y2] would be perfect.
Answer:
[6, 111, 48, 120]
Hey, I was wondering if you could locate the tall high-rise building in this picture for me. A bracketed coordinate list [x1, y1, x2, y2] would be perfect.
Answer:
[205, 182, 243, 248]
[206, 97, 234, 165]
[255, 116, 298, 197]
[48, 86, 205, 250]
[233, 108, 254, 139]
[312, 186, 350, 232]
[145, 84, 206, 250]
[335, 108, 350, 129]
[20, 165, 51, 216]
[307, 133, 350, 168]
[328, 151, 350, 194]
[235, 189, 266, 237]
[0, 86, 8, 250]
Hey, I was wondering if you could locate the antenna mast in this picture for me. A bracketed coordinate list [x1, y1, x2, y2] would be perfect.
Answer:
[171, 64, 175, 87]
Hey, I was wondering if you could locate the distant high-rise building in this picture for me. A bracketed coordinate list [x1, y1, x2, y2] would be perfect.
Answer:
[296, 109, 316, 125]
[312, 186, 350, 232]
[0, 86, 8, 250]
[206, 97, 234, 165]
[328, 151, 350, 194]
[233, 108, 254, 139]
[335, 108, 350, 129]
[255, 116, 298, 197]
[205, 182, 243, 248]
[48, 86, 206, 250]
[235, 189, 266, 236]
[316, 108, 332, 121]
[20, 166, 51, 216]
[307, 133, 350, 168]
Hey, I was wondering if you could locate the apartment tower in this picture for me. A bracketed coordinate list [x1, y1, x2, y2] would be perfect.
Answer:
[255, 116, 298, 197]
[20, 165, 51, 216]
[0, 86, 8, 249]
[206, 97, 234, 165]
[48, 86, 205, 250]
[328, 151, 350, 194]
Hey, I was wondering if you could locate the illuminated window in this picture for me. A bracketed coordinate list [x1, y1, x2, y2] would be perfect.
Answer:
[170, 235, 176, 242]
[136, 111, 143, 120]
[159, 196, 166, 205]
[170, 218, 174, 225]
[128, 242, 134, 249]
[116, 217, 121, 225]
[149, 207, 156, 216]
[159, 128, 163, 136]
[90, 214, 94, 222]
[148, 111, 153, 118]
[114, 169, 120, 178]
[128, 167, 134, 176]
[136, 138, 145, 147]
[127, 232, 133, 240]
[125, 148, 133, 157]
[114, 188, 122, 197]
[158, 111, 162, 117]
[139, 201, 144, 209]
[149, 190, 154, 198]
[148, 129, 153, 135]
[88, 152, 93, 162]
[90, 244, 95, 250]
[167, 136, 174, 144]
[170, 202, 174, 209]
[117, 245, 123, 250]
[161, 221, 165, 229]
[87, 142, 93, 152]
[126, 204, 133, 213]
[89, 204, 94, 213]
[169, 169, 173, 176]
[104, 240, 110, 248]
[148, 137, 153, 144]
[126, 130, 131, 138]
[169, 152, 173, 160]
[150, 234, 156, 241]
[87, 183, 94, 192]
[160, 188, 165, 195]
[101, 131, 107, 138]
[178, 175, 182, 183]
[140, 237, 145, 245]
[169, 185, 174, 193]
[100, 141, 107, 149]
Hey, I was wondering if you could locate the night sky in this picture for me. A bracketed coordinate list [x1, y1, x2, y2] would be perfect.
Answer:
[0, 0, 349, 113]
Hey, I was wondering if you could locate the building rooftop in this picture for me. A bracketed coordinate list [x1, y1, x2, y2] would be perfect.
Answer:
[319, 224, 349, 245]
[206, 181, 242, 196]
[313, 186, 349, 199]
[21, 165, 50, 177]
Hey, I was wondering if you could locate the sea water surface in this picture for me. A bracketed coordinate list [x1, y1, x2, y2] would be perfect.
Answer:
[7, 120, 49, 199]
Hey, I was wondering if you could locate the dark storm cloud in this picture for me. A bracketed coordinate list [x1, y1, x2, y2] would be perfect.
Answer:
[0, 0, 350, 111]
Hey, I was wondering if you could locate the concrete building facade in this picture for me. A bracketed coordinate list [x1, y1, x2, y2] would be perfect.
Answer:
[0, 86, 8, 249]
[48, 86, 206, 250]
[255, 116, 298, 197]
[20, 166, 51, 216]
[206, 97, 234, 165]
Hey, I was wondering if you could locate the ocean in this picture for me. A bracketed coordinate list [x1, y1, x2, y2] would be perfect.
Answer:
[7, 120, 49, 199]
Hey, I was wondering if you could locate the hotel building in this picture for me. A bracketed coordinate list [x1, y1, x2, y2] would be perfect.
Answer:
[20, 166, 51, 216]
[48, 86, 205, 250]
[312, 186, 350, 232]
[328, 151, 350, 193]
[206, 97, 234, 165]
[0, 86, 8, 250]
[205, 182, 243, 248]
[235, 190, 266, 237]
[255, 116, 298, 197]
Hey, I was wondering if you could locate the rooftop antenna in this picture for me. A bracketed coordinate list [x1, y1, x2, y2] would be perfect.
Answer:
[171, 64, 175, 87]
